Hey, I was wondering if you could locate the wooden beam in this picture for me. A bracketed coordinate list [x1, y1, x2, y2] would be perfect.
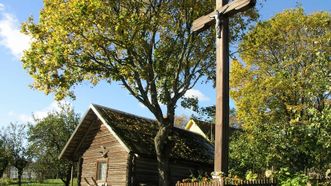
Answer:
[214, 0, 230, 176]
[191, 0, 256, 32]
[73, 117, 98, 160]
[191, 11, 216, 33]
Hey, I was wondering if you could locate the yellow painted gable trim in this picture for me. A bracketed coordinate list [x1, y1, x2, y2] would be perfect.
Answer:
[185, 119, 194, 130]
[185, 119, 209, 140]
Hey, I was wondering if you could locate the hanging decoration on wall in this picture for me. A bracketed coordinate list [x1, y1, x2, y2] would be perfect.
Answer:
[99, 146, 109, 158]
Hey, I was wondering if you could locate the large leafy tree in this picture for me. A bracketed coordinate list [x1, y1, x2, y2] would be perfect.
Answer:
[28, 104, 79, 186]
[21, 0, 258, 184]
[230, 8, 330, 173]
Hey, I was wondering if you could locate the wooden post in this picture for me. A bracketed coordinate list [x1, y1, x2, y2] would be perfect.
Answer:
[191, 0, 256, 179]
[214, 0, 230, 175]
[71, 165, 74, 186]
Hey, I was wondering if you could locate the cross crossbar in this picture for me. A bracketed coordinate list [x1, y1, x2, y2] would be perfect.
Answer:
[191, 0, 256, 32]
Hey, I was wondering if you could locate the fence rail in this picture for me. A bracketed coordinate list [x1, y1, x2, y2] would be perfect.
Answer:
[176, 178, 277, 186]
[309, 177, 331, 185]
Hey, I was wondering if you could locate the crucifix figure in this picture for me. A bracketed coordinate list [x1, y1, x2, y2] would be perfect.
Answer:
[192, 0, 256, 177]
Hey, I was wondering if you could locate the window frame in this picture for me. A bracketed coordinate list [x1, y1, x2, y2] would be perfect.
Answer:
[96, 159, 108, 182]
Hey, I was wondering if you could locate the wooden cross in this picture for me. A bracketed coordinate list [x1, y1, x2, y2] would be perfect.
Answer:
[192, 0, 255, 176]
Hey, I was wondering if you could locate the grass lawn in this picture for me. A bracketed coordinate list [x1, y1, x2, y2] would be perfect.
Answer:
[0, 179, 77, 186]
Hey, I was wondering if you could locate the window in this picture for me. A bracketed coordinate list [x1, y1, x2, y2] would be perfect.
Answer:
[97, 161, 107, 181]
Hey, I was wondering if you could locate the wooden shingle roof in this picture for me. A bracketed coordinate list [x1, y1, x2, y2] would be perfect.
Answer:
[60, 104, 214, 164]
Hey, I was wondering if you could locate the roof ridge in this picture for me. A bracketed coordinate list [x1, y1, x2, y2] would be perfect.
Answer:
[173, 127, 214, 142]
[191, 118, 241, 130]
[91, 103, 157, 123]
[91, 104, 217, 138]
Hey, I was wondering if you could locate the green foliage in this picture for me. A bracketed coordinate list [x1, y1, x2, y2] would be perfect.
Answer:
[182, 171, 211, 183]
[245, 170, 258, 181]
[21, 0, 258, 123]
[21, 0, 216, 103]
[0, 178, 11, 185]
[230, 8, 331, 174]
[276, 168, 308, 186]
[0, 178, 78, 186]
[0, 138, 9, 177]
[191, 105, 238, 127]
[28, 104, 79, 185]
[1, 123, 29, 186]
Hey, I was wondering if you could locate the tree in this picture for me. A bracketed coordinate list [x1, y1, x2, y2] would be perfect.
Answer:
[21, 1, 258, 184]
[28, 104, 79, 186]
[0, 136, 9, 178]
[174, 114, 190, 129]
[230, 8, 330, 173]
[191, 105, 239, 127]
[2, 123, 29, 186]
[308, 104, 331, 172]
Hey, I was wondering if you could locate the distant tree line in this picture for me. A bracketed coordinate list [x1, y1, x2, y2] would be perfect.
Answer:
[0, 104, 80, 186]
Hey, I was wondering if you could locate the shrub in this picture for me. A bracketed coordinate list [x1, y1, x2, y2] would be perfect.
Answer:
[276, 167, 308, 186]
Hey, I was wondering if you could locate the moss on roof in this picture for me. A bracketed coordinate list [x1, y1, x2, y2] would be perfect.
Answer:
[94, 104, 214, 164]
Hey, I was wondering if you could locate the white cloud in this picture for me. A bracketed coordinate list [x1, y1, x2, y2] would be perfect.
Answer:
[32, 101, 68, 120]
[7, 111, 33, 123]
[0, 4, 4, 11]
[7, 112, 33, 123]
[19, 114, 34, 123]
[0, 4, 31, 58]
[184, 89, 210, 101]
[7, 101, 70, 124]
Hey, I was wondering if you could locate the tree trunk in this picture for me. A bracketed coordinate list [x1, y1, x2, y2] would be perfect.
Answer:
[154, 124, 173, 186]
[0, 168, 5, 178]
[77, 158, 83, 186]
[65, 168, 71, 186]
[0, 159, 8, 178]
[61, 166, 72, 186]
[18, 170, 23, 186]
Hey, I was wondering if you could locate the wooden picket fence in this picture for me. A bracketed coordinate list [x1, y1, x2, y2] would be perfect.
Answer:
[309, 177, 331, 185]
[176, 178, 277, 186]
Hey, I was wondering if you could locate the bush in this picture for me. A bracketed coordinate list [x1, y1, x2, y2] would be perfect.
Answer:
[0, 178, 11, 185]
[245, 170, 258, 181]
[277, 167, 308, 186]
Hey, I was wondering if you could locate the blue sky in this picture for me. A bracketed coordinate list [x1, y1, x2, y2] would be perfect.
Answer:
[0, 0, 329, 127]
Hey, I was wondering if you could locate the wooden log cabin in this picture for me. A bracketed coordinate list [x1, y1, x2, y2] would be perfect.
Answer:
[59, 104, 214, 186]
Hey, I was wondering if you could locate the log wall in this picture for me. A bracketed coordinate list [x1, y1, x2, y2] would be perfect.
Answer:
[80, 120, 129, 186]
[134, 157, 213, 186]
